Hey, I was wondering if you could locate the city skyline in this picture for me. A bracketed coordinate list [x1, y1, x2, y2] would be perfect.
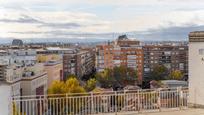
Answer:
[1, 1, 204, 114]
[1, 0, 204, 42]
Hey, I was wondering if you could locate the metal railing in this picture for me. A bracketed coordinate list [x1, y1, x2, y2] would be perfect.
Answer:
[12, 87, 188, 115]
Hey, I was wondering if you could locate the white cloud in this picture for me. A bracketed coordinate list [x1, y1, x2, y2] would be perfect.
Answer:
[110, 9, 204, 32]
[1, 0, 204, 40]
[0, 9, 112, 39]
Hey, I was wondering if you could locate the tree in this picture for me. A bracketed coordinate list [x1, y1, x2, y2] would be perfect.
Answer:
[48, 81, 65, 94]
[64, 77, 86, 93]
[113, 66, 137, 86]
[169, 70, 183, 80]
[96, 66, 138, 88]
[64, 74, 77, 81]
[85, 78, 97, 92]
[48, 77, 86, 114]
[95, 68, 115, 88]
[113, 66, 125, 85]
[48, 77, 85, 94]
[150, 65, 168, 81]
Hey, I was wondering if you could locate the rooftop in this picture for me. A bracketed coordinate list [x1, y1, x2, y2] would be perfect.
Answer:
[44, 60, 62, 66]
[46, 47, 74, 51]
[100, 109, 204, 115]
[142, 109, 204, 115]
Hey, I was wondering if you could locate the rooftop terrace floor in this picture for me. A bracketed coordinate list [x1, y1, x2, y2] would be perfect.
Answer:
[139, 109, 204, 115]
[97, 109, 204, 115]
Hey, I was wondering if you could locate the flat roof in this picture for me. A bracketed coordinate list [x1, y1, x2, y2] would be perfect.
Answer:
[46, 47, 74, 51]
[44, 60, 62, 66]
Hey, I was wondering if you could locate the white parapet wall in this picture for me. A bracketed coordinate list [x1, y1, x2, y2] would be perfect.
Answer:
[0, 82, 12, 115]
[189, 31, 204, 107]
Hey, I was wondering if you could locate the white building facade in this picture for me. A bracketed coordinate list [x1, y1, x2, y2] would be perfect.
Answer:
[189, 31, 204, 107]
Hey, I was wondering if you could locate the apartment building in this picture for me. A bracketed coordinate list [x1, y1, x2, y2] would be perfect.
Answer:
[0, 49, 37, 65]
[37, 47, 76, 81]
[0, 49, 48, 97]
[63, 50, 95, 80]
[96, 36, 144, 84]
[143, 45, 188, 79]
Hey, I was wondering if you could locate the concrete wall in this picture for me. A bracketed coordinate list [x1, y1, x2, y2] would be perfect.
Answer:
[45, 63, 62, 88]
[0, 83, 12, 115]
[189, 42, 204, 106]
[21, 73, 47, 95]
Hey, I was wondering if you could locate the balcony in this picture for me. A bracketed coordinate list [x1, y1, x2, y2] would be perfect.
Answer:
[11, 88, 189, 115]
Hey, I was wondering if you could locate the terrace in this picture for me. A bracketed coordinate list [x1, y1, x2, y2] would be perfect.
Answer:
[11, 87, 190, 115]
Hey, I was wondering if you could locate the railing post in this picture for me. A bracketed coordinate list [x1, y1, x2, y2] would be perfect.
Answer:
[115, 91, 117, 115]
[138, 89, 141, 113]
[66, 93, 68, 114]
[178, 87, 183, 110]
[91, 92, 94, 114]
[158, 89, 161, 112]
[124, 90, 126, 111]
[40, 96, 42, 115]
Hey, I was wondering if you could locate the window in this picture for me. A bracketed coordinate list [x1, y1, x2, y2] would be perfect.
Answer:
[179, 63, 184, 70]
[199, 49, 204, 55]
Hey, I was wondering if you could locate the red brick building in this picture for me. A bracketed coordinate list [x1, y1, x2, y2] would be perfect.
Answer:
[96, 36, 144, 84]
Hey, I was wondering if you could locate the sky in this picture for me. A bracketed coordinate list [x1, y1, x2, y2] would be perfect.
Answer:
[1, 0, 204, 42]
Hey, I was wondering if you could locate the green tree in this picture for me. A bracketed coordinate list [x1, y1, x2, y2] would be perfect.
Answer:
[113, 66, 137, 86]
[85, 78, 97, 92]
[95, 68, 115, 88]
[150, 65, 168, 81]
[96, 66, 138, 88]
[169, 70, 183, 80]
[126, 67, 138, 83]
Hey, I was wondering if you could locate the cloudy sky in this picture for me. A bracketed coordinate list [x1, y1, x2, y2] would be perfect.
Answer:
[1, 0, 204, 42]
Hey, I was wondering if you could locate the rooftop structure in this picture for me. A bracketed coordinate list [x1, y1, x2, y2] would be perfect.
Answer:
[189, 31, 204, 107]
